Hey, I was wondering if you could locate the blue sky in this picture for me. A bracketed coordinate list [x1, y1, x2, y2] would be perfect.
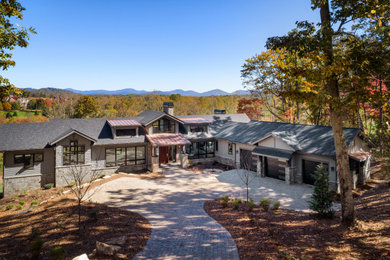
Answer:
[3, 0, 319, 92]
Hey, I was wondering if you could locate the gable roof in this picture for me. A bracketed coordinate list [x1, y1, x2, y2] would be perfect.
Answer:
[0, 117, 146, 152]
[214, 120, 360, 158]
[49, 128, 97, 145]
[134, 110, 184, 126]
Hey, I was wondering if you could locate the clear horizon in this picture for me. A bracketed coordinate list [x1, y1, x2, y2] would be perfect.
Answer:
[3, 0, 319, 92]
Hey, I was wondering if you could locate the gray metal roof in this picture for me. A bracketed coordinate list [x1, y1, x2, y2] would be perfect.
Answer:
[214, 120, 360, 158]
[0, 117, 146, 151]
[134, 110, 166, 125]
[252, 146, 294, 160]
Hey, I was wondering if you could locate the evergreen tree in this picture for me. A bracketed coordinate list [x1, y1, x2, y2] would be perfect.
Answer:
[309, 164, 334, 218]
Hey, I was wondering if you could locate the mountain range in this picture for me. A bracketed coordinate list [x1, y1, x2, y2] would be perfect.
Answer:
[23, 87, 250, 96]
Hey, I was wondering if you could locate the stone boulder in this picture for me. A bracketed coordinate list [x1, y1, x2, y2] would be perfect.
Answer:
[96, 241, 121, 256]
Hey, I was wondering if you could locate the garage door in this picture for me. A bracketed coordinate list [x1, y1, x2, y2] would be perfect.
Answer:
[240, 149, 257, 171]
[265, 157, 285, 181]
[302, 160, 329, 185]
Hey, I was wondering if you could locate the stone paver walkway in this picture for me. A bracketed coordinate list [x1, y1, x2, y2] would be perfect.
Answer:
[89, 165, 240, 260]
[89, 165, 322, 259]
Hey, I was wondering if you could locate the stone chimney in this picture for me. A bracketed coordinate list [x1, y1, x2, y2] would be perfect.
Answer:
[163, 102, 174, 115]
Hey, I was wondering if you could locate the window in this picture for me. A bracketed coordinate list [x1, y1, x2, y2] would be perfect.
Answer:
[152, 118, 174, 133]
[14, 153, 43, 168]
[106, 148, 116, 167]
[186, 141, 215, 159]
[116, 148, 126, 165]
[63, 141, 85, 165]
[116, 128, 136, 137]
[228, 143, 233, 155]
[190, 125, 207, 133]
[105, 146, 146, 167]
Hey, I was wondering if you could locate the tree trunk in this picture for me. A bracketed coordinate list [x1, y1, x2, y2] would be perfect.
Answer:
[379, 77, 383, 154]
[320, 0, 355, 226]
[78, 200, 81, 231]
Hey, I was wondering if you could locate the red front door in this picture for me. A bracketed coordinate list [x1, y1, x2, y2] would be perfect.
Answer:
[159, 146, 169, 164]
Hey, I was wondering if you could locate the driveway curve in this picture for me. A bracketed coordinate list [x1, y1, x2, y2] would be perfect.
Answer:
[89, 165, 240, 260]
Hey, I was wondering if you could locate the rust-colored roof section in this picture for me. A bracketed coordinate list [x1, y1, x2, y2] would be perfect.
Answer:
[349, 151, 371, 161]
[146, 133, 191, 147]
[107, 119, 141, 127]
[176, 117, 212, 124]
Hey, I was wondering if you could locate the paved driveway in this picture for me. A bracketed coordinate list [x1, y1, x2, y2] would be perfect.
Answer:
[89, 165, 315, 259]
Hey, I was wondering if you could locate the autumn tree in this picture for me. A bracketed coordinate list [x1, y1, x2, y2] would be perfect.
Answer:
[241, 48, 317, 123]
[264, 0, 389, 226]
[0, 0, 35, 101]
[73, 95, 100, 118]
[237, 98, 263, 120]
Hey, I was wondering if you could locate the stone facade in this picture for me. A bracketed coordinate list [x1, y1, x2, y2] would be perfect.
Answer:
[3, 175, 42, 196]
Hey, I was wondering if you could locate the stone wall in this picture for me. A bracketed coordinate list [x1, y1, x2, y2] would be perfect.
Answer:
[55, 164, 93, 187]
[215, 155, 235, 167]
[3, 175, 41, 196]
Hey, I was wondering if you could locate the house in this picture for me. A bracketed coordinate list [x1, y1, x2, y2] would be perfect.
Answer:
[0, 103, 371, 196]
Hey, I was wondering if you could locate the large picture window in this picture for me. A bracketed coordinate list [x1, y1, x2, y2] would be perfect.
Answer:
[63, 141, 85, 165]
[105, 146, 146, 167]
[152, 118, 174, 133]
[186, 141, 215, 159]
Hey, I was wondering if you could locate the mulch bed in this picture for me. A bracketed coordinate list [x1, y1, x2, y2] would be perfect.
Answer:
[204, 184, 390, 260]
[0, 195, 151, 259]
[0, 173, 156, 259]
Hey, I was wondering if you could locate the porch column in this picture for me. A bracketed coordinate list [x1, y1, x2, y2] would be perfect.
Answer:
[180, 152, 188, 169]
[257, 157, 262, 177]
[285, 166, 291, 185]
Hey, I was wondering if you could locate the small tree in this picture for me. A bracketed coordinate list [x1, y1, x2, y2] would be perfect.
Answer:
[237, 151, 256, 202]
[309, 164, 334, 218]
[62, 165, 101, 230]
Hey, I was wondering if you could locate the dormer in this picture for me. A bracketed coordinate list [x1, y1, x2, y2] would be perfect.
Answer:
[177, 117, 212, 135]
[107, 119, 142, 138]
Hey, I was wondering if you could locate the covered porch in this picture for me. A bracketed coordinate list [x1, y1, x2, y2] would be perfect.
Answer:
[146, 133, 191, 171]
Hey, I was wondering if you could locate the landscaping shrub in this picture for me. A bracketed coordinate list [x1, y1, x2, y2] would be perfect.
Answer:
[5, 112, 13, 118]
[30, 200, 39, 207]
[12, 111, 18, 117]
[29, 237, 44, 259]
[247, 198, 255, 211]
[221, 196, 229, 208]
[69, 180, 76, 187]
[232, 198, 241, 210]
[49, 246, 66, 260]
[43, 183, 54, 190]
[260, 198, 271, 212]
[3, 102, 11, 111]
[99, 174, 106, 179]
[272, 200, 281, 210]
[16, 204, 23, 210]
[19, 200, 26, 206]
[6, 203, 14, 210]
[308, 164, 334, 218]
[11, 102, 21, 110]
